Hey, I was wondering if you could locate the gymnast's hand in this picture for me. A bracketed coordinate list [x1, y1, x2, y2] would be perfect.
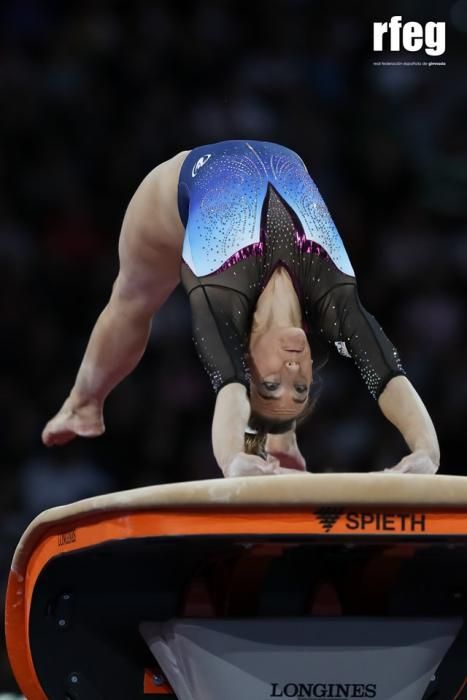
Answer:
[42, 394, 105, 446]
[265, 431, 307, 471]
[224, 452, 306, 478]
[384, 449, 439, 474]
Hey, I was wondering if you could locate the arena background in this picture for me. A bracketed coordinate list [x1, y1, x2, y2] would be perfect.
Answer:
[1, 0, 466, 693]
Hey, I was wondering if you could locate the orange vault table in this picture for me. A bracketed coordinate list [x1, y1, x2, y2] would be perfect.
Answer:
[5, 472, 467, 700]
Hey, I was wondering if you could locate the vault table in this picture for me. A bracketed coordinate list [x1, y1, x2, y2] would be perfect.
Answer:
[5, 473, 467, 700]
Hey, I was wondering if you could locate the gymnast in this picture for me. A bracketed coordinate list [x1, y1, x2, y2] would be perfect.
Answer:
[42, 140, 440, 477]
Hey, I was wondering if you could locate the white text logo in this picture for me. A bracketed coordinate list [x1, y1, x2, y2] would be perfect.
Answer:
[373, 16, 445, 56]
[192, 154, 211, 177]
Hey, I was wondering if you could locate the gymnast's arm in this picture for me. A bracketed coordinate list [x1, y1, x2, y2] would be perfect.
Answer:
[378, 375, 440, 473]
[212, 384, 250, 473]
[315, 282, 440, 473]
[42, 157, 184, 446]
[212, 384, 290, 477]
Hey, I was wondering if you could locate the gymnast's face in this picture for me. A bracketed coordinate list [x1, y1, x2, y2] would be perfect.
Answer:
[248, 327, 313, 420]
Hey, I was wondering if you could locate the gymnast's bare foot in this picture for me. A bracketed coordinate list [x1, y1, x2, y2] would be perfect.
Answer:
[42, 395, 105, 446]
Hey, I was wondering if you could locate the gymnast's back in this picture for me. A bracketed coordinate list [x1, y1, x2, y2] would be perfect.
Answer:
[148, 139, 352, 280]
[177, 139, 354, 277]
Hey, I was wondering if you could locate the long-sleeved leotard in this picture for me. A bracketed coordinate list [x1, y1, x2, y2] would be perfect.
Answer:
[178, 140, 405, 399]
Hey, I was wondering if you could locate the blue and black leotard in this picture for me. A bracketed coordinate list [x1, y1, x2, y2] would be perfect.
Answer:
[178, 140, 405, 398]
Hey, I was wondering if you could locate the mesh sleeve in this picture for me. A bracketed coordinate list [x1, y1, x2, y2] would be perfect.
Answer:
[187, 285, 251, 393]
[314, 283, 406, 399]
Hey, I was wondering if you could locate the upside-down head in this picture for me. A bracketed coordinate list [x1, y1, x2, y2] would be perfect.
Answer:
[248, 326, 313, 422]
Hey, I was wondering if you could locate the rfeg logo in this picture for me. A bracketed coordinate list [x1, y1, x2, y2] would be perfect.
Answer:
[373, 16, 446, 56]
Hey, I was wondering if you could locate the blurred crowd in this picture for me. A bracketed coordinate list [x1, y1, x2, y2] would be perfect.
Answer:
[0, 0, 466, 691]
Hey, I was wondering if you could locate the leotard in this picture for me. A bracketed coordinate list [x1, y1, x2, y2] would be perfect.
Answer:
[178, 140, 405, 398]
